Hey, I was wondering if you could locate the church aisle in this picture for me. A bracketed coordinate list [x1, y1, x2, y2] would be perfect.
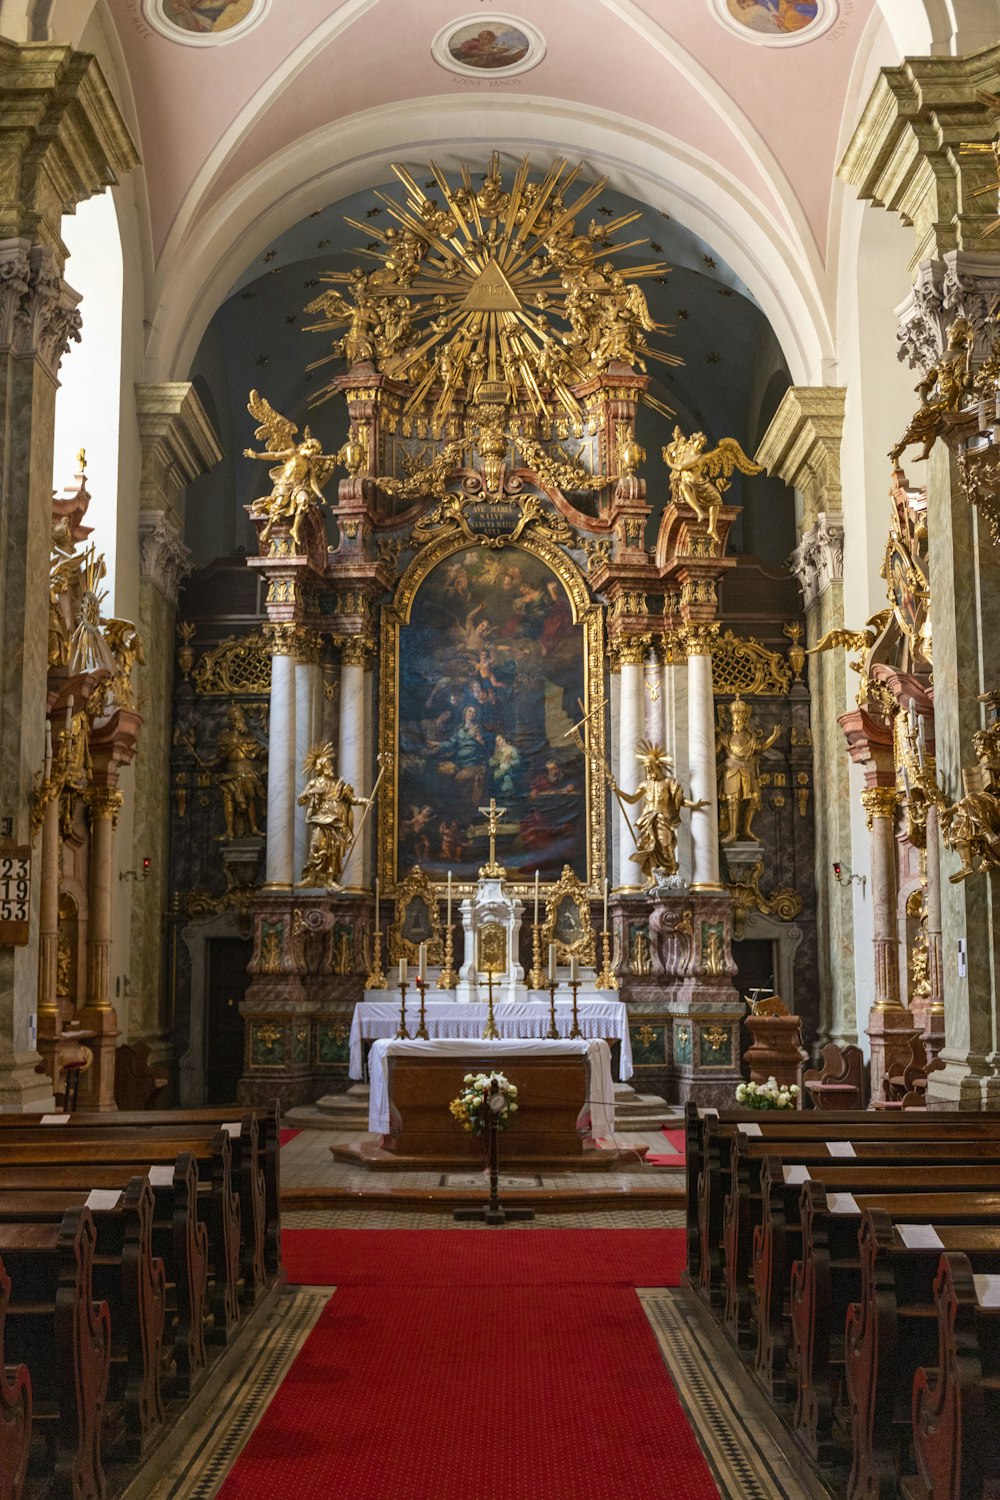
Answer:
[217, 1228, 719, 1500]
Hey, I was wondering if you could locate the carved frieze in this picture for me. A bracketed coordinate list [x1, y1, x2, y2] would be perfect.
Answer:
[0, 241, 81, 377]
[138, 509, 192, 604]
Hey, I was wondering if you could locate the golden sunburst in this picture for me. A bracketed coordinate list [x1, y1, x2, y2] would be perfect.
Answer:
[304, 153, 681, 434]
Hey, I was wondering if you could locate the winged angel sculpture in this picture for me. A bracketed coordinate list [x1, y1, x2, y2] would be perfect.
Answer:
[245, 391, 340, 549]
[662, 427, 762, 545]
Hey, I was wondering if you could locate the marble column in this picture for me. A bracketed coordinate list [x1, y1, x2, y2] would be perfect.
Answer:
[861, 785, 919, 1098]
[79, 787, 123, 1110]
[686, 628, 722, 890]
[922, 802, 946, 1057]
[617, 649, 644, 890]
[339, 642, 373, 892]
[37, 787, 61, 1022]
[131, 388, 220, 1065]
[644, 646, 666, 750]
[265, 635, 297, 887]
[293, 648, 321, 883]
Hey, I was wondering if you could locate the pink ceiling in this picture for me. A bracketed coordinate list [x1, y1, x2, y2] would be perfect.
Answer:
[107, 0, 879, 264]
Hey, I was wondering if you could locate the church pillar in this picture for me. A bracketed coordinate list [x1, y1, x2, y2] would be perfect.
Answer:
[338, 640, 374, 892]
[293, 640, 322, 884]
[860, 785, 919, 1098]
[684, 625, 722, 890]
[757, 388, 856, 1046]
[843, 49, 1000, 1102]
[614, 643, 645, 890]
[644, 645, 666, 749]
[0, 42, 137, 1109]
[131, 385, 220, 1068]
[264, 627, 298, 887]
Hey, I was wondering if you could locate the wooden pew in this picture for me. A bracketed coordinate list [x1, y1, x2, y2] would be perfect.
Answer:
[751, 1159, 1000, 1401]
[0, 1155, 207, 1393]
[0, 1179, 164, 1458]
[0, 1255, 31, 1500]
[845, 1212, 1000, 1500]
[904, 1251, 999, 1500]
[0, 1206, 110, 1500]
[0, 1133, 239, 1346]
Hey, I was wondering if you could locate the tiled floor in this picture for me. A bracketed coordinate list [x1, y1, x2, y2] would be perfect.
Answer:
[283, 1206, 686, 1228]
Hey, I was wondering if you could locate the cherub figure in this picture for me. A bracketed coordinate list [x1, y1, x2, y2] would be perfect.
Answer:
[889, 317, 974, 465]
[244, 391, 339, 550]
[662, 426, 762, 545]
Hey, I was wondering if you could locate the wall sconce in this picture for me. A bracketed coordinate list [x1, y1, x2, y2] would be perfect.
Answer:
[832, 860, 866, 897]
[119, 857, 152, 883]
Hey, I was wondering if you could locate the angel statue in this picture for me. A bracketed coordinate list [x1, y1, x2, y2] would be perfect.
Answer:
[244, 391, 340, 550]
[662, 427, 762, 546]
[297, 742, 371, 889]
[611, 740, 707, 887]
[889, 316, 974, 465]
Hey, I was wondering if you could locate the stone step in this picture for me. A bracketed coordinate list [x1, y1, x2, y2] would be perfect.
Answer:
[286, 1083, 683, 1133]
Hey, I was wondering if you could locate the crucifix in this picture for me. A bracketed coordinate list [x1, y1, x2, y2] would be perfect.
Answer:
[477, 797, 507, 878]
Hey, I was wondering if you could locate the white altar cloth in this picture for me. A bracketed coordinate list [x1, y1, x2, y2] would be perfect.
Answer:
[367, 1037, 616, 1139]
[350, 997, 632, 1081]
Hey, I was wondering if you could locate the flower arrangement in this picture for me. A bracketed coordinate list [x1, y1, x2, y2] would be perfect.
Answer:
[735, 1076, 800, 1111]
[449, 1071, 519, 1135]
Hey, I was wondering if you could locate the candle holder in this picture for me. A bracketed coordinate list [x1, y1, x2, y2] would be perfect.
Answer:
[527, 922, 546, 992]
[595, 930, 618, 991]
[394, 980, 410, 1040]
[481, 969, 501, 1040]
[545, 981, 560, 1040]
[437, 923, 458, 990]
[415, 977, 429, 1040]
[365, 928, 387, 990]
[568, 979, 582, 1039]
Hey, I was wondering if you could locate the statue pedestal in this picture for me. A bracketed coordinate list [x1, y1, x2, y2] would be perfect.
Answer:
[456, 877, 526, 1004]
[722, 839, 765, 883]
[650, 890, 745, 1108]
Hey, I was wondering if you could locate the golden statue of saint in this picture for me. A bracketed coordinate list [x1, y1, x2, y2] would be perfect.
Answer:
[613, 740, 706, 886]
[298, 743, 370, 888]
[716, 697, 781, 843]
[244, 390, 340, 549]
[216, 704, 266, 841]
[662, 426, 762, 545]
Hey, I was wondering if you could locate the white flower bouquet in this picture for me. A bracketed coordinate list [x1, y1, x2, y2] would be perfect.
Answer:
[449, 1070, 519, 1135]
[735, 1076, 800, 1111]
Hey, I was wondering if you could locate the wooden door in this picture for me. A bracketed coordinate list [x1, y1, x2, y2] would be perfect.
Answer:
[206, 937, 251, 1105]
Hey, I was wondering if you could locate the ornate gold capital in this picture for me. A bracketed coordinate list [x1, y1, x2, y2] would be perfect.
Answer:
[84, 787, 124, 826]
[338, 635, 375, 669]
[861, 785, 898, 827]
[681, 622, 719, 656]
[263, 622, 322, 662]
[609, 634, 653, 669]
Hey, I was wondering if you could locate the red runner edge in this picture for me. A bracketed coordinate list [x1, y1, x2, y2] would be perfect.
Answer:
[220, 1229, 718, 1500]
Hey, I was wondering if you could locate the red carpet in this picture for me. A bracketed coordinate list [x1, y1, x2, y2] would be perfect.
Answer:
[646, 1127, 687, 1167]
[278, 1127, 301, 1147]
[220, 1229, 717, 1500]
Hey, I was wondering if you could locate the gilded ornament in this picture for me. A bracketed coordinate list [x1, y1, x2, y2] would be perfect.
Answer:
[860, 786, 898, 828]
[630, 929, 652, 976]
[890, 317, 974, 465]
[728, 861, 802, 938]
[244, 390, 341, 549]
[387, 864, 444, 967]
[542, 864, 596, 968]
[703, 1025, 729, 1052]
[941, 710, 1000, 881]
[717, 698, 782, 843]
[192, 633, 271, 694]
[663, 426, 762, 546]
[783, 621, 805, 681]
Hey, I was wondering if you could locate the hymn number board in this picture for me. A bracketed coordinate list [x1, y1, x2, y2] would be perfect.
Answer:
[0, 846, 30, 946]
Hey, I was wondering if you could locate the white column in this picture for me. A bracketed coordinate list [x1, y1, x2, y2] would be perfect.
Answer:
[293, 650, 319, 882]
[644, 647, 666, 749]
[666, 649, 692, 880]
[265, 643, 296, 886]
[339, 645, 372, 891]
[608, 666, 622, 887]
[686, 631, 722, 889]
[618, 652, 644, 889]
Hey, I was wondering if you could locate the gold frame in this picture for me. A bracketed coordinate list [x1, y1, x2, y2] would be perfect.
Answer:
[543, 863, 596, 967]
[476, 921, 508, 974]
[378, 532, 606, 896]
[387, 863, 444, 966]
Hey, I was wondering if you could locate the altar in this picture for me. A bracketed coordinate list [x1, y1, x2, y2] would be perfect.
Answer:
[355, 1037, 617, 1167]
[349, 995, 633, 1080]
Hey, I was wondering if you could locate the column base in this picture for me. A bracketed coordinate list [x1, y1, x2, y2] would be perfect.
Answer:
[0, 1052, 56, 1112]
[926, 1049, 997, 1108]
[865, 1006, 921, 1102]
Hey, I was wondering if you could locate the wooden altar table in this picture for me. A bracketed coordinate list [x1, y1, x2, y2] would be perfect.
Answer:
[361, 1038, 617, 1167]
[349, 998, 633, 1081]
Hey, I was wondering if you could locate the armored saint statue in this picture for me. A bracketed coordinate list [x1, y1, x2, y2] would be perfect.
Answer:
[216, 704, 266, 841]
[298, 742, 370, 888]
[716, 697, 781, 843]
[613, 740, 706, 886]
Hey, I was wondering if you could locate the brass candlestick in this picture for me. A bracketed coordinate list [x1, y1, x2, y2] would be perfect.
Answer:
[595, 929, 618, 991]
[366, 928, 387, 990]
[568, 979, 582, 1039]
[481, 969, 501, 1040]
[437, 923, 458, 990]
[395, 980, 410, 1039]
[415, 977, 429, 1040]
[527, 922, 546, 991]
[546, 981, 560, 1040]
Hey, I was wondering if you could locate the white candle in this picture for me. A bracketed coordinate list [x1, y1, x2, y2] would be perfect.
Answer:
[398, 958, 407, 987]
[548, 943, 557, 983]
[569, 956, 579, 983]
[533, 869, 540, 925]
[603, 877, 609, 935]
[446, 870, 452, 928]
[917, 714, 926, 767]
[418, 942, 427, 982]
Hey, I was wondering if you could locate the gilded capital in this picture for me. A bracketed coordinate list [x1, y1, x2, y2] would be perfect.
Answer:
[338, 636, 376, 669]
[84, 787, 124, 826]
[861, 785, 898, 827]
[609, 634, 652, 668]
[681, 622, 719, 657]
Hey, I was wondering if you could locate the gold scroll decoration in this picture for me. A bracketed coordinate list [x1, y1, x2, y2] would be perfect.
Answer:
[543, 864, 596, 968]
[191, 634, 272, 696]
[387, 864, 444, 966]
[710, 630, 792, 697]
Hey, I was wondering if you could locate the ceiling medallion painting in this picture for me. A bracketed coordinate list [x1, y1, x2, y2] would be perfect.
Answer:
[710, 0, 837, 46]
[432, 15, 545, 77]
[305, 152, 680, 435]
[142, 0, 269, 46]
